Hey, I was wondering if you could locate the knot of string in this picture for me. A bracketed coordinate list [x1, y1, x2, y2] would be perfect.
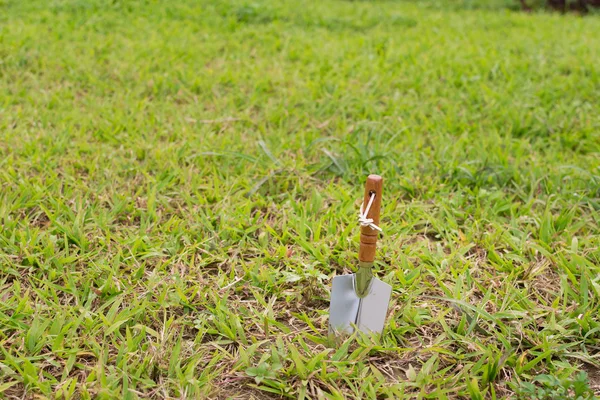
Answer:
[358, 193, 382, 232]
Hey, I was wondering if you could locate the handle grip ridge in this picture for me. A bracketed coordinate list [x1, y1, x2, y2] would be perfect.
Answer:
[358, 175, 382, 263]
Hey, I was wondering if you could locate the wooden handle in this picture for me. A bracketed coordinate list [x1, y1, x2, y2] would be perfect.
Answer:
[359, 174, 382, 263]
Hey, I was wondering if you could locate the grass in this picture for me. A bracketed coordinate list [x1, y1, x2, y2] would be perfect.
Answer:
[1, 0, 600, 398]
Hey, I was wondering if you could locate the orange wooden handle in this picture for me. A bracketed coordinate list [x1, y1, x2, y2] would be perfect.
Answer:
[359, 174, 382, 263]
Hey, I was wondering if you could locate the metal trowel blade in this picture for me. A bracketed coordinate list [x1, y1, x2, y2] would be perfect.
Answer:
[329, 274, 392, 335]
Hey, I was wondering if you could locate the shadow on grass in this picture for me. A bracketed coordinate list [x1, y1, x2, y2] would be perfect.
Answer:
[343, 0, 523, 11]
[225, 3, 418, 31]
[345, 0, 600, 14]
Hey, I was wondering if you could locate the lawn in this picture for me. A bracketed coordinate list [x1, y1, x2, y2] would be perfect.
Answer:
[1, 0, 600, 398]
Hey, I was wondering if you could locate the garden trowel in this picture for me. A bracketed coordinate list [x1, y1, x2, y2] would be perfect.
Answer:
[329, 175, 392, 335]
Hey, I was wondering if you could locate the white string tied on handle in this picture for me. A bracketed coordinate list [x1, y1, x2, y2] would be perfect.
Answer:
[358, 193, 382, 232]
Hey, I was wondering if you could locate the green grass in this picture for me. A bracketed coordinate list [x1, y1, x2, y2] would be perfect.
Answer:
[1, 0, 600, 398]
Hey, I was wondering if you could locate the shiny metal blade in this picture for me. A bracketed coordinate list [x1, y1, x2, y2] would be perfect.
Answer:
[355, 277, 392, 333]
[329, 274, 360, 335]
[329, 274, 392, 335]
